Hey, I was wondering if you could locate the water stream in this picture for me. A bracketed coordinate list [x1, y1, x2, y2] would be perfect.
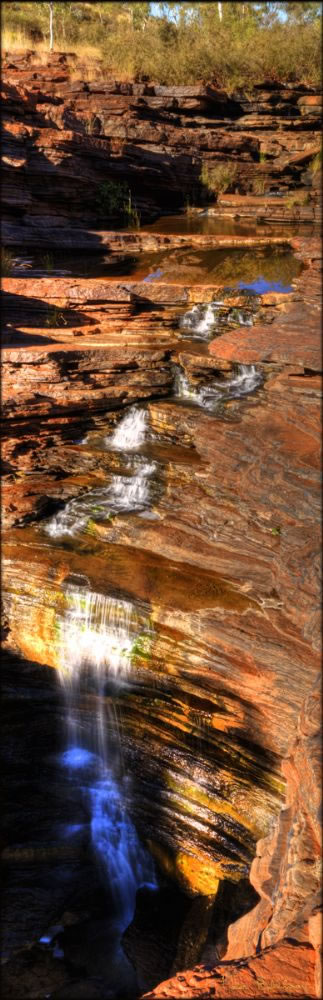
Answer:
[174, 363, 263, 409]
[9, 242, 302, 288]
[46, 408, 155, 539]
[107, 406, 148, 451]
[45, 364, 263, 540]
[46, 457, 156, 539]
[57, 585, 156, 933]
[180, 301, 224, 338]
[179, 299, 255, 340]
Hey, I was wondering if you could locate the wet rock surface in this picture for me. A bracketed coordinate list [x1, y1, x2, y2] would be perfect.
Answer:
[1, 49, 321, 1000]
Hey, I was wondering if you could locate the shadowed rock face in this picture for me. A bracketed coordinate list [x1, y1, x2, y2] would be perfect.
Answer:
[142, 681, 321, 1000]
[1, 51, 321, 1000]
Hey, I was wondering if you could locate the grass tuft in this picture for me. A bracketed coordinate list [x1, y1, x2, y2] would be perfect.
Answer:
[1, 248, 15, 276]
[200, 162, 238, 199]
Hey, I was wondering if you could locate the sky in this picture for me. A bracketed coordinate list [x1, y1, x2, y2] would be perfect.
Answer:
[150, 3, 289, 21]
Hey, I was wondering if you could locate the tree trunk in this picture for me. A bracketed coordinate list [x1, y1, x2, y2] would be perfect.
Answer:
[218, 2, 223, 21]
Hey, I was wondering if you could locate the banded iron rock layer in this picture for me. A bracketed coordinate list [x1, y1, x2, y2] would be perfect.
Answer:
[1, 51, 322, 1000]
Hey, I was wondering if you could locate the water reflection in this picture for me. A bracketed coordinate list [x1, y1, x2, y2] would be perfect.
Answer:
[10, 244, 302, 289]
[143, 212, 313, 238]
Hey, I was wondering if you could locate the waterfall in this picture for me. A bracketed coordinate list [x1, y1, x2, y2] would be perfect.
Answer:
[45, 457, 156, 539]
[107, 406, 148, 450]
[175, 364, 262, 410]
[221, 364, 262, 398]
[108, 460, 156, 513]
[58, 588, 137, 687]
[180, 301, 223, 338]
[180, 302, 254, 339]
[57, 585, 156, 930]
[228, 308, 253, 327]
[45, 406, 154, 537]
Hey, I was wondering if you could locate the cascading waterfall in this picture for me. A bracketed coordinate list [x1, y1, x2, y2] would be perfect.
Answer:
[57, 585, 156, 931]
[45, 457, 156, 539]
[107, 405, 148, 450]
[175, 364, 263, 410]
[108, 459, 156, 512]
[227, 308, 253, 327]
[180, 301, 254, 339]
[180, 301, 224, 338]
[46, 406, 155, 538]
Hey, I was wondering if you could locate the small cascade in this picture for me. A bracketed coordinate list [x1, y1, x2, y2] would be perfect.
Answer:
[180, 301, 224, 338]
[108, 459, 157, 513]
[46, 406, 154, 537]
[227, 308, 253, 328]
[57, 585, 156, 931]
[175, 364, 263, 410]
[107, 405, 148, 450]
[46, 456, 157, 539]
[218, 364, 262, 398]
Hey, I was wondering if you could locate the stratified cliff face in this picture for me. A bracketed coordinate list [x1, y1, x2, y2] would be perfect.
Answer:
[142, 679, 322, 999]
[1, 51, 322, 1000]
[3, 237, 321, 926]
[1, 50, 321, 245]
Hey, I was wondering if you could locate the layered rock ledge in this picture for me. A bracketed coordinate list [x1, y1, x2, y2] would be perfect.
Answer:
[1, 51, 321, 245]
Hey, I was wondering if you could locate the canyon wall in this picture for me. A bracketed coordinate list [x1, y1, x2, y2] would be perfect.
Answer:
[1, 51, 322, 1000]
[1, 49, 321, 246]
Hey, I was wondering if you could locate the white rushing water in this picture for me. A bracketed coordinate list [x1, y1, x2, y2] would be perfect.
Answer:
[57, 586, 156, 929]
[108, 460, 156, 512]
[180, 301, 254, 339]
[175, 364, 262, 410]
[227, 308, 253, 327]
[180, 301, 224, 338]
[107, 406, 148, 450]
[46, 405, 154, 538]
[46, 456, 156, 539]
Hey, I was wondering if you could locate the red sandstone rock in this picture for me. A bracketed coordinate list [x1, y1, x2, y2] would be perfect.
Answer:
[142, 940, 317, 997]
[141, 682, 321, 998]
[1, 51, 321, 1000]
[1, 54, 321, 239]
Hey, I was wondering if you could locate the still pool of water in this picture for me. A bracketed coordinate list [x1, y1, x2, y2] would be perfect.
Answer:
[11, 244, 302, 292]
[142, 212, 315, 238]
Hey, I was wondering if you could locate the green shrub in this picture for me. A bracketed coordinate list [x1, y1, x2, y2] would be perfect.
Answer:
[96, 179, 129, 217]
[1, 248, 14, 276]
[2, 3, 321, 90]
[252, 176, 267, 195]
[310, 148, 322, 177]
[286, 191, 311, 208]
[200, 162, 238, 198]
[96, 181, 140, 225]
[124, 191, 141, 228]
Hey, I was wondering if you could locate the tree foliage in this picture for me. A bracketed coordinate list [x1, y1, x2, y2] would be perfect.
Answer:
[2, 1, 321, 87]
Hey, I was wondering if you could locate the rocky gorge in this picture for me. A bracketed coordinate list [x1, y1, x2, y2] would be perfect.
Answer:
[1, 49, 322, 1000]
